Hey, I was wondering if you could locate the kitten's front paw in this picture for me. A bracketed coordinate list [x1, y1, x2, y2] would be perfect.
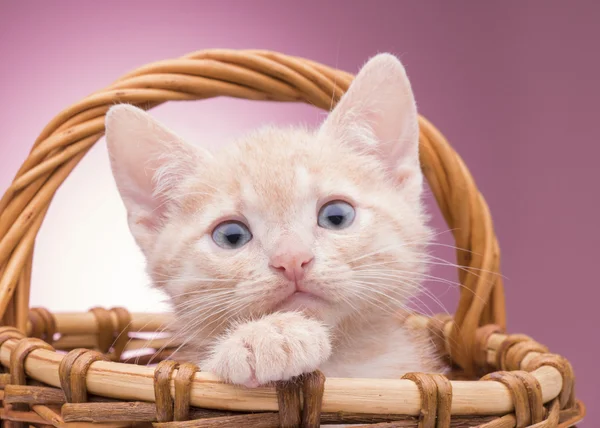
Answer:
[202, 312, 331, 388]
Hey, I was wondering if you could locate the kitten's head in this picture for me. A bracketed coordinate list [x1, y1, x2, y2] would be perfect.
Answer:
[106, 53, 430, 333]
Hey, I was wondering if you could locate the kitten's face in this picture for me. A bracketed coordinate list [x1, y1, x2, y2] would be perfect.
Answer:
[106, 53, 429, 334]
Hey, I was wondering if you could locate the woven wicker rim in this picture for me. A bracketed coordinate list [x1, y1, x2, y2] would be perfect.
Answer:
[0, 310, 584, 427]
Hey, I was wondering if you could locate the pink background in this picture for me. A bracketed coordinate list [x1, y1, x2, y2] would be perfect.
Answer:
[1, 0, 598, 422]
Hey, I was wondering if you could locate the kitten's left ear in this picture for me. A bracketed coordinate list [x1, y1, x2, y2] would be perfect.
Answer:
[319, 53, 422, 196]
[105, 104, 210, 255]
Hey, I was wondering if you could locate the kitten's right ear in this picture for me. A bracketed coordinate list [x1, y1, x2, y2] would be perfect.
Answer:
[319, 53, 422, 200]
[105, 104, 208, 254]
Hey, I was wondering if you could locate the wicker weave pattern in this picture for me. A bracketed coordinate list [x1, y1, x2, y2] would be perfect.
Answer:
[0, 309, 585, 427]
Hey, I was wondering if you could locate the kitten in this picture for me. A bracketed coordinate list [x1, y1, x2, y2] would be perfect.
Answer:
[105, 53, 444, 387]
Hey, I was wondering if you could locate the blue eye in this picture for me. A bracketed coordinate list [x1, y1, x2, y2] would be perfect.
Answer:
[318, 200, 355, 230]
[212, 221, 252, 249]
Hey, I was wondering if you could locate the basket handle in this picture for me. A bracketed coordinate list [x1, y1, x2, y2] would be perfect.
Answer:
[0, 49, 505, 374]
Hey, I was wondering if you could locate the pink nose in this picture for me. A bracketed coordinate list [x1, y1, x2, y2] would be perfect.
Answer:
[270, 247, 314, 282]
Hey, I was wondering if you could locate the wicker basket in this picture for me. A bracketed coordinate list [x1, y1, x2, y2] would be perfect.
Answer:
[0, 49, 585, 428]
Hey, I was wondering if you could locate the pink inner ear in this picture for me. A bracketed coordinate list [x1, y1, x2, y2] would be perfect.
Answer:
[394, 164, 421, 187]
[134, 214, 160, 231]
[320, 54, 420, 182]
[126, 180, 173, 231]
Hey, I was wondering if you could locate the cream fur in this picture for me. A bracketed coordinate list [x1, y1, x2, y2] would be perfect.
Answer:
[105, 53, 445, 388]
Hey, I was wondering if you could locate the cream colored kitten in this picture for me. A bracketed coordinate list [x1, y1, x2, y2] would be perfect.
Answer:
[106, 53, 444, 387]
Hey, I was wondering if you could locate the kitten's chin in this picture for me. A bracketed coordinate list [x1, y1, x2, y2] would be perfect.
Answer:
[275, 291, 328, 315]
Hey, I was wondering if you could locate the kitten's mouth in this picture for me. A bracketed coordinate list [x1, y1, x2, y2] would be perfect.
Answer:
[276, 290, 326, 312]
